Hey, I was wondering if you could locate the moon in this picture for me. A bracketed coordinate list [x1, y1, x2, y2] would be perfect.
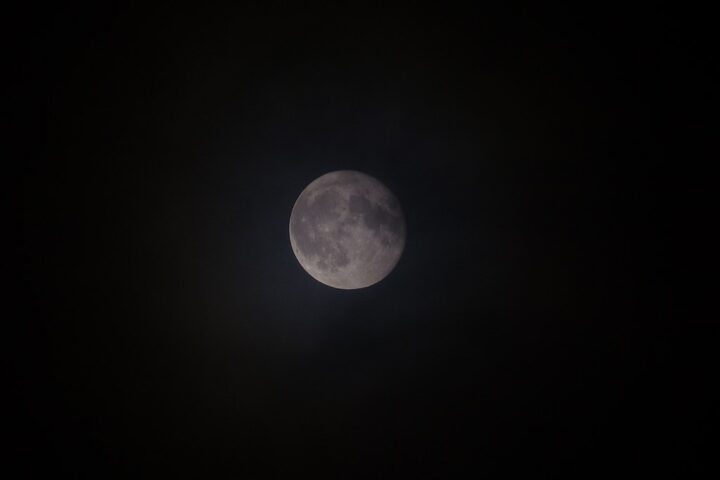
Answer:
[289, 170, 406, 289]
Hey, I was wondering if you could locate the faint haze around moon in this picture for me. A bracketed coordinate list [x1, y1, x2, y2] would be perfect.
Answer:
[289, 171, 405, 289]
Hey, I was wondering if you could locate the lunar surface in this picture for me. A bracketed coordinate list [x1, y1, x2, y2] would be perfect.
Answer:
[289, 171, 405, 289]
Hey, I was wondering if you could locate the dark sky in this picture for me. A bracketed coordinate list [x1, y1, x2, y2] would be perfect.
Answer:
[10, 5, 710, 478]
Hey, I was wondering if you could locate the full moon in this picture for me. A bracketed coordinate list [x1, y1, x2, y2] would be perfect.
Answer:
[289, 170, 406, 289]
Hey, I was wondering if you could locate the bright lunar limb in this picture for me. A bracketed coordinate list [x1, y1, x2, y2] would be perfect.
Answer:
[289, 170, 405, 289]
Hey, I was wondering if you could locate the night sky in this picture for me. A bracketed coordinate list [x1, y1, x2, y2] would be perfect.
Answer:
[10, 5, 710, 478]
